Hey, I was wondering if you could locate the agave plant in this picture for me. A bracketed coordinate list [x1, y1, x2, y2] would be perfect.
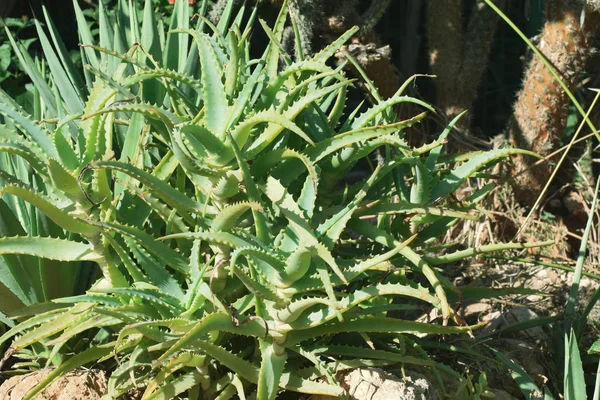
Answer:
[0, 0, 550, 398]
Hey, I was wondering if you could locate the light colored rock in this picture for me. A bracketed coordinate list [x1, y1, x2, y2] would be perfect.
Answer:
[341, 368, 440, 400]
[0, 369, 106, 400]
[478, 306, 547, 339]
[461, 302, 492, 318]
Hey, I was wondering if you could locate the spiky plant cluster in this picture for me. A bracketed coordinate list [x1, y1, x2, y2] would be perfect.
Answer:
[508, 0, 599, 202]
[427, 0, 505, 130]
[0, 0, 548, 398]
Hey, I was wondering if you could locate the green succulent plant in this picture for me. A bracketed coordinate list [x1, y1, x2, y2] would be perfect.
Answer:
[0, 0, 550, 398]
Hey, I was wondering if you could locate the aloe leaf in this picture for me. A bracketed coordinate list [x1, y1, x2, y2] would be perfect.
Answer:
[306, 113, 427, 163]
[0, 90, 57, 158]
[312, 26, 359, 62]
[565, 330, 587, 399]
[3, 27, 58, 116]
[121, 67, 203, 92]
[156, 312, 267, 365]
[181, 29, 229, 136]
[140, 0, 165, 105]
[41, 6, 87, 100]
[283, 282, 439, 330]
[316, 345, 435, 366]
[224, 57, 265, 130]
[116, 177, 191, 232]
[148, 371, 203, 400]
[13, 303, 94, 350]
[317, 165, 381, 248]
[103, 234, 148, 283]
[159, 230, 255, 253]
[93, 160, 201, 214]
[230, 246, 283, 279]
[233, 266, 284, 304]
[84, 102, 180, 130]
[287, 316, 477, 346]
[351, 96, 434, 131]
[246, 81, 350, 159]
[225, 130, 270, 242]
[71, 0, 100, 68]
[348, 219, 452, 321]
[0, 141, 48, 176]
[212, 202, 263, 233]
[0, 236, 98, 262]
[47, 314, 120, 347]
[232, 110, 314, 155]
[33, 19, 84, 115]
[262, 60, 336, 101]
[81, 83, 114, 165]
[258, 340, 287, 400]
[410, 161, 431, 205]
[431, 148, 541, 201]
[80, 43, 145, 69]
[97, 0, 114, 66]
[0, 307, 66, 347]
[0, 185, 97, 235]
[259, 19, 292, 68]
[490, 347, 546, 400]
[276, 296, 338, 324]
[265, 0, 289, 79]
[298, 175, 317, 219]
[263, 177, 348, 281]
[98, 221, 189, 275]
[425, 110, 468, 171]
[224, 27, 240, 99]
[425, 240, 554, 265]
[250, 148, 319, 186]
[356, 202, 479, 221]
[53, 124, 80, 172]
[178, 124, 233, 167]
[92, 288, 184, 314]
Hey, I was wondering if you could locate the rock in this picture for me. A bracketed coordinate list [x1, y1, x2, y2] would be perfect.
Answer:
[0, 369, 106, 400]
[479, 306, 547, 339]
[341, 368, 440, 400]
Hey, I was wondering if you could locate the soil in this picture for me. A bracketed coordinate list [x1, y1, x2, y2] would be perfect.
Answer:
[0, 369, 106, 400]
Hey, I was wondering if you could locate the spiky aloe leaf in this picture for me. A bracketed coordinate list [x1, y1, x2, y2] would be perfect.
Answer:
[98, 221, 190, 275]
[0, 141, 48, 176]
[0, 185, 97, 235]
[312, 26, 359, 63]
[0, 237, 98, 262]
[12, 303, 94, 350]
[212, 202, 263, 233]
[155, 312, 267, 365]
[307, 113, 427, 163]
[286, 316, 479, 346]
[0, 90, 57, 159]
[257, 339, 287, 400]
[316, 164, 381, 248]
[33, 19, 85, 115]
[177, 124, 234, 168]
[430, 148, 541, 201]
[93, 160, 202, 215]
[231, 110, 314, 154]
[179, 29, 230, 136]
[159, 230, 252, 250]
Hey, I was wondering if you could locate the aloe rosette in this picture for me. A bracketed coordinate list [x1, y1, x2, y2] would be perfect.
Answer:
[0, 0, 550, 398]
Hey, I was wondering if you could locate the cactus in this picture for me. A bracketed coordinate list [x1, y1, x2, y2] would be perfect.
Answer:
[508, 0, 599, 202]
[427, 0, 505, 130]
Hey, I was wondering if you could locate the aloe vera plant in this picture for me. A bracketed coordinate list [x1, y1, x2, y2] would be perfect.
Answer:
[0, 0, 549, 398]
